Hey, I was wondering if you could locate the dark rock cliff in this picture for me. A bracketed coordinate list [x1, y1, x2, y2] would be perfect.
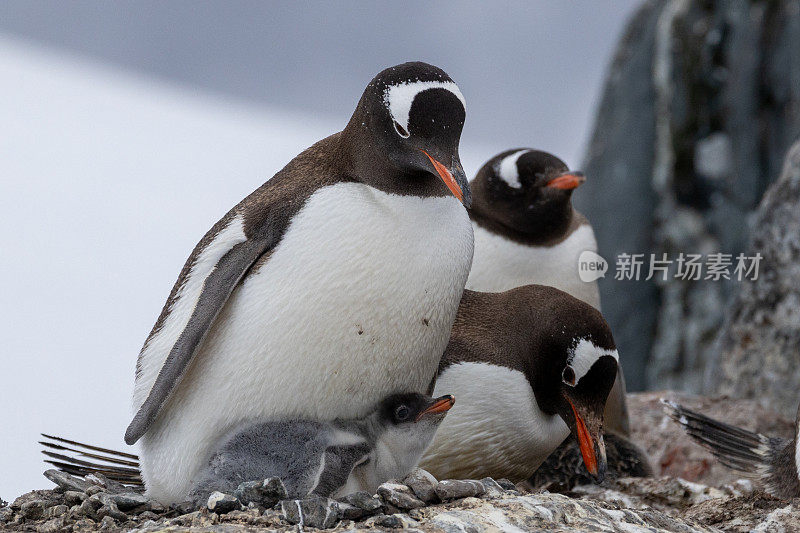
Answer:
[576, 0, 800, 391]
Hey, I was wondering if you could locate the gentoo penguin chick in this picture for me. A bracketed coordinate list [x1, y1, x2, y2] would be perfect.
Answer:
[665, 400, 800, 499]
[127, 62, 474, 503]
[421, 286, 618, 482]
[466, 149, 597, 308]
[40, 393, 455, 503]
[189, 393, 455, 505]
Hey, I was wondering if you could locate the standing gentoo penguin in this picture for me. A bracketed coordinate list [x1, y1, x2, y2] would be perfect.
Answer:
[40, 393, 455, 504]
[465, 149, 629, 437]
[466, 149, 598, 308]
[420, 285, 618, 482]
[189, 393, 455, 505]
[126, 62, 474, 503]
[665, 400, 800, 498]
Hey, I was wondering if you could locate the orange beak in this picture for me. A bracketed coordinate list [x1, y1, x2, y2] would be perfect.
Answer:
[421, 150, 463, 202]
[546, 172, 586, 190]
[416, 395, 455, 421]
[569, 400, 598, 476]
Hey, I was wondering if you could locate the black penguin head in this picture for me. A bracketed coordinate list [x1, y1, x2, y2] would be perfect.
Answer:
[526, 294, 618, 482]
[378, 392, 455, 426]
[470, 149, 585, 241]
[344, 62, 470, 206]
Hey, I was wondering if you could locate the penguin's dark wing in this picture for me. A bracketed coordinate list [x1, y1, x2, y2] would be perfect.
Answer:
[310, 442, 372, 497]
[125, 216, 278, 445]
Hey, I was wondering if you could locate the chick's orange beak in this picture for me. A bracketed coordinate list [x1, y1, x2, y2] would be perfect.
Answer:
[416, 395, 455, 421]
[421, 149, 463, 202]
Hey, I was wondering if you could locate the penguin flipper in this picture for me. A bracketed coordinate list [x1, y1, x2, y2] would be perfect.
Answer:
[310, 442, 372, 497]
[126, 231, 276, 445]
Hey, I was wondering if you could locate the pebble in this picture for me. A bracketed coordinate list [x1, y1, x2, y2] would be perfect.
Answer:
[44, 504, 68, 518]
[107, 492, 149, 511]
[365, 513, 420, 529]
[496, 478, 517, 491]
[340, 491, 382, 514]
[280, 497, 340, 529]
[36, 516, 66, 533]
[480, 477, 506, 498]
[86, 473, 130, 495]
[0, 507, 13, 523]
[85, 486, 104, 496]
[43, 470, 92, 493]
[98, 516, 117, 530]
[206, 491, 240, 514]
[64, 491, 86, 506]
[403, 468, 439, 503]
[20, 500, 47, 519]
[434, 479, 486, 501]
[234, 477, 288, 508]
[377, 482, 426, 510]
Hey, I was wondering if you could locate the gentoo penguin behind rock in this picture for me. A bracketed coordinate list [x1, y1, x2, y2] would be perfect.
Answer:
[421, 285, 618, 482]
[665, 400, 800, 499]
[466, 149, 597, 308]
[40, 393, 455, 504]
[126, 61, 474, 503]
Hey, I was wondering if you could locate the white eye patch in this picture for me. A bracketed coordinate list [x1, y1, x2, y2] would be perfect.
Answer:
[383, 81, 466, 135]
[495, 149, 531, 189]
[567, 338, 619, 383]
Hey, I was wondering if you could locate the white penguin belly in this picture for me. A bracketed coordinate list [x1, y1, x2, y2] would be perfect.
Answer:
[421, 362, 569, 481]
[135, 183, 474, 503]
[466, 223, 601, 310]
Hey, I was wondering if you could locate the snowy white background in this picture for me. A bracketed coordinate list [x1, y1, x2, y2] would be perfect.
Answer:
[0, 2, 639, 501]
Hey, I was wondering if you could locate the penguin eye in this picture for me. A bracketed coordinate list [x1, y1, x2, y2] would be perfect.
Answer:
[562, 365, 576, 387]
[394, 405, 410, 421]
[393, 120, 410, 138]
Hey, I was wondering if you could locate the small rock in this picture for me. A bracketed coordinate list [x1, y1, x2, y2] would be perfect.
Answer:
[85, 473, 128, 494]
[170, 500, 195, 515]
[36, 516, 66, 533]
[280, 497, 340, 529]
[43, 470, 92, 493]
[434, 479, 486, 501]
[403, 468, 439, 503]
[20, 500, 47, 519]
[365, 513, 420, 528]
[107, 492, 149, 511]
[377, 482, 426, 510]
[338, 502, 368, 521]
[340, 491, 382, 514]
[72, 518, 96, 529]
[44, 504, 68, 518]
[206, 491, 240, 514]
[496, 478, 517, 491]
[480, 477, 505, 498]
[96, 501, 128, 522]
[0, 507, 13, 523]
[138, 510, 159, 521]
[84, 486, 104, 496]
[234, 477, 288, 508]
[98, 516, 117, 530]
[64, 491, 86, 506]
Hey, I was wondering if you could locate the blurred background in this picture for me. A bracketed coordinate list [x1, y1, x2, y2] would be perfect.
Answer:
[0, 0, 641, 502]
[4, 0, 800, 505]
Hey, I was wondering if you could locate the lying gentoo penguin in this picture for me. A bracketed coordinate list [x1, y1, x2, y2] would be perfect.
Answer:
[126, 61, 474, 503]
[464, 149, 629, 437]
[420, 285, 618, 482]
[664, 400, 800, 498]
[41, 393, 455, 504]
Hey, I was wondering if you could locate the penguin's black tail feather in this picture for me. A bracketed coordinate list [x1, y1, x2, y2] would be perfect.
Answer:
[661, 399, 777, 474]
[40, 434, 143, 486]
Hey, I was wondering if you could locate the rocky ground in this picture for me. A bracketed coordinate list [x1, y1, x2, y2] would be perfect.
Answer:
[3, 392, 799, 532]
